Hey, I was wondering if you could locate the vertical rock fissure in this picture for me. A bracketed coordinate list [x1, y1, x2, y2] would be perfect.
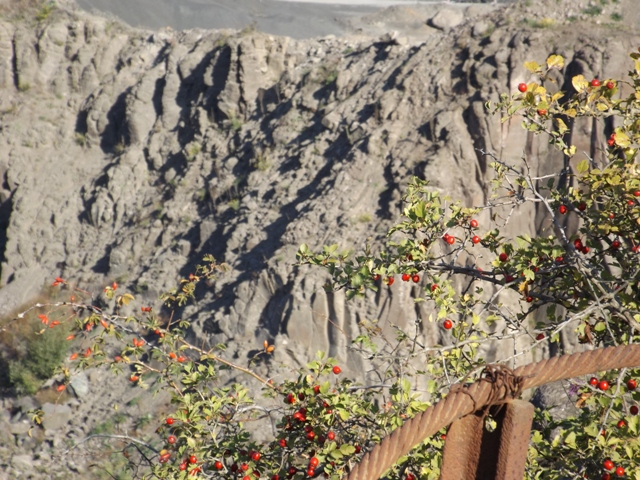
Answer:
[10, 32, 18, 91]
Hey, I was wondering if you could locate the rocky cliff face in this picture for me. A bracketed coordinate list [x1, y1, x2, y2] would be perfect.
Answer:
[0, 0, 638, 477]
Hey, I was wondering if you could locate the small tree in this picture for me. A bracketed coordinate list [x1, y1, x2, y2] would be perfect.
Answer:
[15, 50, 640, 479]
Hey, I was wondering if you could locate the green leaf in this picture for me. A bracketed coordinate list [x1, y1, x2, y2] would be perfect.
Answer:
[577, 159, 590, 174]
[340, 444, 356, 455]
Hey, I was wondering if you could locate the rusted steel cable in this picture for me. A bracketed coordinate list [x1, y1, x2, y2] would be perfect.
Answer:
[344, 344, 640, 480]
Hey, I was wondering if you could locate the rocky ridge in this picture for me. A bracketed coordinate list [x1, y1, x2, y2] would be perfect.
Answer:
[0, 0, 638, 477]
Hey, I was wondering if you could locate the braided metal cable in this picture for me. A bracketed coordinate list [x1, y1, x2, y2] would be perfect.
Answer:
[344, 344, 640, 480]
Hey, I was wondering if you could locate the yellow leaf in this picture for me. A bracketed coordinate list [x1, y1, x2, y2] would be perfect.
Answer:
[565, 108, 577, 118]
[572, 74, 588, 93]
[534, 85, 547, 96]
[121, 293, 135, 305]
[524, 61, 540, 73]
[564, 145, 577, 157]
[636, 59, 640, 75]
[615, 131, 631, 148]
[596, 102, 609, 111]
[546, 54, 564, 69]
[551, 91, 565, 103]
[555, 118, 568, 135]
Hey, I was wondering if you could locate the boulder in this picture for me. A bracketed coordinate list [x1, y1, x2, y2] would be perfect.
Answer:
[429, 9, 465, 30]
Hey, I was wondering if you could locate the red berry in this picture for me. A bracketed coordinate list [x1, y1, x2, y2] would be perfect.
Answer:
[535, 333, 544, 340]
[608, 137, 616, 147]
[251, 451, 261, 461]
[313, 385, 320, 394]
[527, 297, 534, 303]
[505, 275, 514, 283]
[603, 474, 611, 480]
[373, 274, 380, 281]
[627, 379, 637, 390]
[578, 202, 586, 211]
[604, 459, 614, 470]
[443, 319, 453, 330]
[387, 276, 394, 286]
[279, 438, 287, 448]
[558, 205, 567, 214]
[446, 235, 455, 245]
[574, 239, 583, 249]
[402, 273, 410, 282]
[606, 81, 615, 89]
[272, 476, 280, 480]
[555, 256, 563, 263]
[167, 435, 177, 445]
[499, 252, 508, 262]
[518, 83, 527, 93]
[615, 466, 624, 477]
[582, 246, 590, 254]
[189, 455, 197, 464]
[609, 213, 615, 219]
[332, 366, 341, 375]
[179, 462, 187, 471]
[298, 392, 305, 401]
[589, 377, 599, 386]
[634, 191, 640, 197]
[327, 431, 335, 441]
[411, 274, 420, 283]
[472, 235, 481, 244]
[309, 457, 319, 467]
[214, 461, 224, 470]
[617, 420, 626, 428]
[166, 417, 174, 425]
[431, 284, 438, 292]
[354, 445, 361, 454]
[630, 405, 639, 415]
[306, 431, 315, 441]
[288, 467, 297, 475]
[241, 463, 249, 471]
[591, 79, 601, 87]
[286, 393, 295, 404]
[307, 468, 315, 477]
[598, 380, 610, 391]
[243, 476, 251, 480]
[470, 219, 478, 228]
[442, 233, 450, 242]
[406, 475, 416, 480]
[537, 109, 547, 116]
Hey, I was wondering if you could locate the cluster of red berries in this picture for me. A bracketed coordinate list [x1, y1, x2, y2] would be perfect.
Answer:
[443, 233, 455, 245]
[588, 376, 610, 391]
[602, 458, 624, 478]
[573, 238, 590, 255]
[401, 273, 420, 283]
[608, 133, 616, 148]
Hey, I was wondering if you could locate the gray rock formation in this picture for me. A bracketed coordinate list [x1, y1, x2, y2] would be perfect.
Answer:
[0, 0, 638, 477]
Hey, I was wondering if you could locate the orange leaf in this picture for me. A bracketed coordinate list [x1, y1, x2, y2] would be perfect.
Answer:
[70, 353, 78, 360]
[100, 319, 109, 329]
[38, 314, 49, 325]
[66, 334, 75, 341]
[56, 385, 66, 392]
[83, 348, 92, 357]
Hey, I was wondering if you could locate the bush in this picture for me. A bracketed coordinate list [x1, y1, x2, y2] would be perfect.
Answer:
[21, 50, 640, 479]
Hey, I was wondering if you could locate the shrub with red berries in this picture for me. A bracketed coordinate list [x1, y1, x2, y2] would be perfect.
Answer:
[17, 51, 640, 480]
